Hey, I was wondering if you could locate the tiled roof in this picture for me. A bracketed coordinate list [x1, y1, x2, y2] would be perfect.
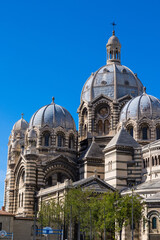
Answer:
[0, 210, 14, 216]
[105, 127, 140, 150]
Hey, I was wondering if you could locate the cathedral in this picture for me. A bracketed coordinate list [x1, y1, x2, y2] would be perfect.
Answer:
[2, 29, 160, 240]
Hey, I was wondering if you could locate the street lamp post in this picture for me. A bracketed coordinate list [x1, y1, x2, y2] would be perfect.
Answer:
[131, 188, 134, 240]
[104, 207, 106, 240]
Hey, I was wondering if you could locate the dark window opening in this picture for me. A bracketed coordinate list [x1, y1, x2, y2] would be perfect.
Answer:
[44, 132, 50, 146]
[152, 217, 157, 229]
[48, 176, 52, 186]
[156, 127, 160, 140]
[19, 194, 21, 207]
[69, 135, 74, 149]
[142, 127, 148, 140]
[0, 223, 2, 231]
[124, 80, 129, 86]
[143, 160, 145, 168]
[128, 127, 133, 137]
[21, 193, 23, 207]
[57, 133, 65, 147]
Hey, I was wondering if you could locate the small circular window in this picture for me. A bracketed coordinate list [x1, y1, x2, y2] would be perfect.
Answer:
[125, 80, 129, 86]
[101, 81, 107, 85]
[122, 68, 127, 73]
[103, 68, 109, 73]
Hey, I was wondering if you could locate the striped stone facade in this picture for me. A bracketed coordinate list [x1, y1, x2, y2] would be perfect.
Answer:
[3, 30, 160, 240]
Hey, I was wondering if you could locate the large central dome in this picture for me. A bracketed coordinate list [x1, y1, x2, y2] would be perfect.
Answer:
[81, 31, 143, 103]
[81, 64, 143, 102]
[29, 98, 76, 130]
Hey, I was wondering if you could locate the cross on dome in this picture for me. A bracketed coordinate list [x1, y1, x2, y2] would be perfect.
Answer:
[111, 21, 116, 35]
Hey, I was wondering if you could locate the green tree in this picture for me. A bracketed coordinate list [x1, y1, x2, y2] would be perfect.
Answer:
[114, 192, 144, 240]
[64, 187, 92, 238]
[38, 188, 144, 240]
[38, 199, 64, 229]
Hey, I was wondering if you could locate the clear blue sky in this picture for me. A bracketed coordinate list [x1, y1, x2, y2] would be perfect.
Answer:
[0, 0, 160, 206]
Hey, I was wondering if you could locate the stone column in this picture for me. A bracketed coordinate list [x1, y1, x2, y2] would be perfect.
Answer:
[112, 102, 119, 131]
[24, 155, 37, 217]
[8, 169, 15, 213]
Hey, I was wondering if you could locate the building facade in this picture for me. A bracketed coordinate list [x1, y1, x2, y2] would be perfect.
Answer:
[3, 30, 160, 240]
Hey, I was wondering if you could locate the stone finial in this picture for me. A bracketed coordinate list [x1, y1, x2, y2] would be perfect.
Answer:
[92, 136, 95, 142]
[111, 21, 116, 35]
[143, 86, 146, 94]
[52, 96, 55, 103]
[21, 113, 24, 119]
[94, 169, 97, 177]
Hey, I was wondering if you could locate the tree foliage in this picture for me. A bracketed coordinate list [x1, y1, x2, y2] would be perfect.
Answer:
[38, 188, 144, 239]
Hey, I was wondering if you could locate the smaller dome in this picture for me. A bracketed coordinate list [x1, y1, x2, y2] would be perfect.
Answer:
[120, 88, 160, 122]
[13, 117, 29, 131]
[29, 98, 76, 130]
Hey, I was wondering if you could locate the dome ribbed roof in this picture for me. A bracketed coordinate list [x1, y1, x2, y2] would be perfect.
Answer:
[81, 64, 143, 102]
[29, 100, 76, 130]
[13, 118, 28, 131]
[120, 90, 160, 122]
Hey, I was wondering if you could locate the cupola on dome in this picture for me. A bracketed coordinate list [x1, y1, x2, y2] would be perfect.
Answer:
[120, 87, 160, 122]
[29, 97, 76, 130]
[81, 30, 143, 103]
[107, 34, 120, 45]
[13, 115, 29, 131]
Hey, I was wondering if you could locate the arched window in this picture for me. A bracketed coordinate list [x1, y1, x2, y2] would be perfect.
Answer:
[152, 217, 157, 229]
[22, 172, 25, 182]
[69, 135, 74, 149]
[19, 194, 21, 207]
[156, 126, 160, 140]
[82, 108, 88, 123]
[155, 156, 158, 165]
[57, 132, 65, 147]
[127, 126, 133, 137]
[141, 125, 149, 140]
[104, 120, 110, 135]
[47, 176, 52, 186]
[152, 157, 154, 166]
[21, 193, 23, 207]
[84, 124, 87, 137]
[43, 132, 50, 146]
[143, 160, 145, 168]
[97, 120, 103, 135]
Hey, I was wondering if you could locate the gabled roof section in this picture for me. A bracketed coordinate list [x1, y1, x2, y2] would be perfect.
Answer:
[91, 94, 113, 104]
[73, 175, 115, 192]
[117, 94, 132, 103]
[105, 127, 140, 150]
[84, 139, 104, 160]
